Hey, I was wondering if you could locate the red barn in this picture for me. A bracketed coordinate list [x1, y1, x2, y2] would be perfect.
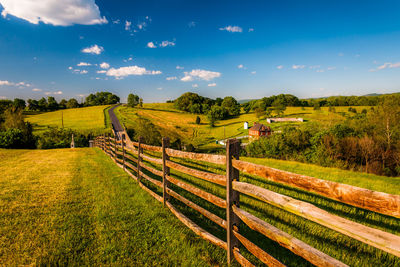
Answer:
[249, 123, 271, 139]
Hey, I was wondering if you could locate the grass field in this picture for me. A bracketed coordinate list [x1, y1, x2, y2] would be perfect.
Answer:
[25, 105, 110, 133]
[115, 103, 372, 150]
[0, 148, 227, 265]
[119, 146, 400, 266]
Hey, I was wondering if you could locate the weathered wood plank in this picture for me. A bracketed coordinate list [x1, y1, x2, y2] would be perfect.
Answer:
[125, 161, 137, 172]
[233, 247, 255, 267]
[139, 180, 163, 202]
[166, 148, 226, 165]
[140, 171, 163, 188]
[141, 153, 163, 165]
[142, 143, 163, 152]
[166, 160, 226, 186]
[165, 201, 227, 250]
[233, 229, 286, 267]
[166, 175, 227, 208]
[232, 206, 347, 267]
[233, 181, 400, 257]
[167, 187, 226, 229]
[141, 163, 163, 177]
[232, 159, 400, 218]
[124, 153, 138, 164]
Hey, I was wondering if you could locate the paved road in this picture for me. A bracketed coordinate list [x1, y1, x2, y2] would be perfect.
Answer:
[108, 104, 123, 132]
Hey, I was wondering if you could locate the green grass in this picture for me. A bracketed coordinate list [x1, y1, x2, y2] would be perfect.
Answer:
[25, 105, 110, 133]
[119, 146, 400, 267]
[0, 148, 228, 265]
[115, 104, 372, 151]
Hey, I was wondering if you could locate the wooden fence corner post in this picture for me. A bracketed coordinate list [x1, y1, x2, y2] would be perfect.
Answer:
[162, 137, 170, 207]
[226, 138, 241, 264]
[114, 134, 117, 160]
[122, 134, 126, 169]
[138, 136, 143, 181]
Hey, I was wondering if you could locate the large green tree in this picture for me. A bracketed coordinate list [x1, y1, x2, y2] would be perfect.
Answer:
[127, 93, 140, 107]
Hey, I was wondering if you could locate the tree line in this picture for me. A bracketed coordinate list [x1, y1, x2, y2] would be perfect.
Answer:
[0, 91, 120, 112]
[246, 95, 400, 176]
[173, 92, 241, 126]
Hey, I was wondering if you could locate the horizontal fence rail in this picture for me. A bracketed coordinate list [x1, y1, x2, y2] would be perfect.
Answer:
[93, 132, 400, 266]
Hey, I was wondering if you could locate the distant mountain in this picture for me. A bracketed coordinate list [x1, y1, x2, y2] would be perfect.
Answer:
[238, 99, 256, 104]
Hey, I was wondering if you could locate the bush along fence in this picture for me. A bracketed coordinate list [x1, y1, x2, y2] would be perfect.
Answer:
[93, 133, 400, 266]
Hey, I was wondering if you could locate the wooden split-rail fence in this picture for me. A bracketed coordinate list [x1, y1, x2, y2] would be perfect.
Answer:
[93, 133, 400, 266]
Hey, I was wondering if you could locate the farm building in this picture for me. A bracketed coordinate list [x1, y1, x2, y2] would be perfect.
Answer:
[266, 117, 303, 123]
[248, 122, 271, 139]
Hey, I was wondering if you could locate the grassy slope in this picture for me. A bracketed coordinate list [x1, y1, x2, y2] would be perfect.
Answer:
[25, 105, 110, 133]
[0, 148, 227, 266]
[115, 104, 371, 150]
[121, 147, 399, 267]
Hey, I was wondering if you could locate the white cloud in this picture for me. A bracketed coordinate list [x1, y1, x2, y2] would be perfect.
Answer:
[0, 96, 6, 99]
[372, 62, 400, 71]
[125, 20, 131, 31]
[248, 28, 254, 32]
[309, 65, 320, 69]
[276, 65, 284, 69]
[181, 69, 221, 82]
[176, 65, 184, 70]
[147, 42, 156, 48]
[188, 21, 196, 27]
[160, 40, 175, 47]
[81, 44, 104, 55]
[238, 64, 244, 69]
[292, 64, 305, 69]
[316, 70, 325, 73]
[166, 76, 177, 80]
[99, 62, 110, 69]
[338, 52, 344, 57]
[106, 65, 162, 78]
[157, 87, 163, 90]
[32, 88, 42, 92]
[68, 66, 73, 70]
[0, 80, 13, 86]
[0, 0, 107, 26]
[208, 83, 216, 87]
[112, 19, 120, 24]
[147, 40, 175, 48]
[137, 21, 147, 30]
[219, 26, 242, 33]
[0, 80, 31, 87]
[80, 70, 88, 74]
[77, 62, 91, 66]
[251, 71, 256, 74]
[327, 66, 336, 71]
[45, 90, 63, 95]
[16, 82, 31, 87]
[192, 84, 198, 88]
[97, 70, 107, 74]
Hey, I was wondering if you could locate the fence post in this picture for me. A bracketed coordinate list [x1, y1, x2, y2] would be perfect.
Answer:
[122, 134, 126, 169]
[226, 138, 240, 264]
[162, 137, 170, 206]
[114, 134, 117, 160]
[138, 136, 143, 181]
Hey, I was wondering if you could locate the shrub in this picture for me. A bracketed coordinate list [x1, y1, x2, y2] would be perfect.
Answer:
[195, 116, 201, 124]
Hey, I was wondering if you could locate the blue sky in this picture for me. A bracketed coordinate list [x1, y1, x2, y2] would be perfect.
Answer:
[0, 0, 400, 102]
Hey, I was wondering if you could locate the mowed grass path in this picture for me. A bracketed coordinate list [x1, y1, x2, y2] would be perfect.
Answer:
[25, 105, 110, 133]
[0, 148, 227, 265]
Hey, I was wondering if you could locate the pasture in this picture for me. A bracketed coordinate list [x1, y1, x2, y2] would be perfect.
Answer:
[25, 105, 110, 133]
[0, 148, 227, 265]
[115, 103, 372, 150]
